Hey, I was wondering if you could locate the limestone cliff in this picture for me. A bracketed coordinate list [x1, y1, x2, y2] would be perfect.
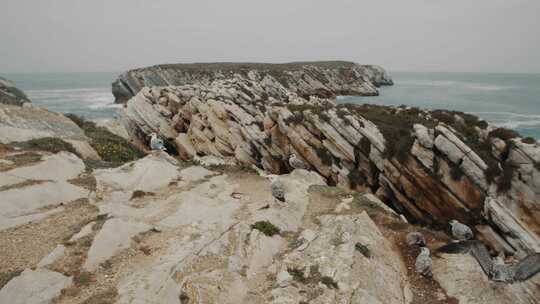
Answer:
[112, 61, 393, 103]
[115, 66, 540, 260]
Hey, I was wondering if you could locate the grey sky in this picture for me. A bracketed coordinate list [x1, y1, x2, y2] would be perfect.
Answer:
[1, 0, 539, 73]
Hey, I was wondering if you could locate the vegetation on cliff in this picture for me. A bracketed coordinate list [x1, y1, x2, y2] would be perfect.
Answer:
[66, 114, 144, 167]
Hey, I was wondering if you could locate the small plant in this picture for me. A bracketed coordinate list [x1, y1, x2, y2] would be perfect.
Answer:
[348, 170, 366, 188]
[251, 221, 280, 236]
[13, 137, 80, 157]
[320, 276, 339, 289]
[66, 113, 145, 165]
[354, 242, 371, 258]
[315, 146, 333, 166]
[287, 267, 307, 283]
[497, 163, 514, 193]
[522, 137, 537, 144]
[263, 136, 272, 146]
[74, 271, 93, 286]
[130, 190, 155, 200]
[488, 128, 519, 141]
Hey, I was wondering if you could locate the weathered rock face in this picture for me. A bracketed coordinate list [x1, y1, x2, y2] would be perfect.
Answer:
[0, 77, 31, 106]
[112, 61, 393, 103]
[117, 73, 540, 259]
[1, 150, 538, 303]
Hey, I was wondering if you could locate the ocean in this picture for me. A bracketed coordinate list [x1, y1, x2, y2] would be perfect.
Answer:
[2, 71, 540, 140]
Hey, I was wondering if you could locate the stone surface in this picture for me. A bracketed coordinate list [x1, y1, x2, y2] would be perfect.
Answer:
[0, 268, 72, 304]
[0, 104, 87, 144]
[112, 61, 393, 103]
[0, 181, 87, 230]
[0, 77, 31, 106]
[0, 152, 85, 188]
[84, 218, 150, 271]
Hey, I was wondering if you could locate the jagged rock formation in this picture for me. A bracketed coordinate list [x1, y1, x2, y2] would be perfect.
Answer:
[1, 150, 538, 303]
[115, 65, 540, 260]
[0, 77, 31, 106]
[112, 61, 393, 103]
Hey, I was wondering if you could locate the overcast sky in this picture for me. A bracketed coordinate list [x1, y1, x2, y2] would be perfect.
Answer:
[1, 0, 539, 73]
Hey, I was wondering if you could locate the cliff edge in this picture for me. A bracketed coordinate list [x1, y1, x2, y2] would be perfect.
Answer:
[112, 61, 393, 103]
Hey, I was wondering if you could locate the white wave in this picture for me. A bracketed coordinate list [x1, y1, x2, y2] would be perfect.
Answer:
[472, 111, 540, 129]
[26, 87, 118, 110]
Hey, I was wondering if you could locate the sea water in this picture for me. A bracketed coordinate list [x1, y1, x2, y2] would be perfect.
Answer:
[339, 72, 540, 140]
[2, 72, 120, 121]
[2, 71, 539, 140]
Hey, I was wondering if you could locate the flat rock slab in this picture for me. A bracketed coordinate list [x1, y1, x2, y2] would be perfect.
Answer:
[0, 207, 64, 231]
[69, 222, 95, 242]
[0, 103, 86, 144]
[159, 175, 239, 229]
[0, 268, 72, 304]
[84, 218, 150, 271]
[179, 166, 216, 182]
[0, 152, 85, 188]
[0, 181, 87, 219]
[95, 152, 181, 193]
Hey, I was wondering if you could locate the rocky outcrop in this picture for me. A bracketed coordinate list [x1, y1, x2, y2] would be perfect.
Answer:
[116, 71, 540, 259]
[112, 61, 393, 103]
[1, 149, 538, 303]
[0, 77, 31, 106]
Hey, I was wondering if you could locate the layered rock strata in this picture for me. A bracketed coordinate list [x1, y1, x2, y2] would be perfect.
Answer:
[117, 71, 540, 258]
[112, 61, 393, 103]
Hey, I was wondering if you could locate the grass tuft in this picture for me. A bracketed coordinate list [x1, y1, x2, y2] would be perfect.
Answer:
[251, 221, 280, 236]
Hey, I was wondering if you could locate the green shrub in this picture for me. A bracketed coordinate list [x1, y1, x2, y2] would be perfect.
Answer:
[320, 276, 339, 289]
[251, 221, 280, 236]
[13, 137, 80, 156]
[522, 137, 537, 144]
[315, 146, 333, 166]
[66, 114, 144, 165]
[489, 128, 519, 141]
[497, 163, 514, 193]
[348, 170, 366, 188]
[354, 242, 371, 258]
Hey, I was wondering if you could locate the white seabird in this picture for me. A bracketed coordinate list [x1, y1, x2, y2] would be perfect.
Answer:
[449, 219, 473, 240]
[289, 153, 310, 170]
[415, 247, 433, 277]
[149, 132, 167, 151]
[268, 174, 286, 202]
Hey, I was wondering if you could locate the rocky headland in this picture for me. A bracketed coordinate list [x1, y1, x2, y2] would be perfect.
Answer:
[1, 63, 539, 304]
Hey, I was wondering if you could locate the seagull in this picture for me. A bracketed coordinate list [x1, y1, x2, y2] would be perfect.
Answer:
[406, 232, 427, 247]
[289, 153, 310, 170]
[437, 240, 540, 283]
[449, 220, 473, 241]
[268, 174, 286, 202]
[149, 132, 167, 151]
[415, 247, 433, 277]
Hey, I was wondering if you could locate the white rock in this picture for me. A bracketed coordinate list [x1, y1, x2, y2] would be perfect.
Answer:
[83, 218, 150, 271]
[37, 245, 66, 268]
[0, 269, 72, 304]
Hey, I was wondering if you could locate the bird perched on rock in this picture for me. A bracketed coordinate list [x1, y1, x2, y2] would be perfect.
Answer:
[289, 153, 310, 170]
[149, 133, 167, 151]
[268, 175, 286, 202]
[415, 247, 433, 277]
[449, 220, 473, 240]
[406, 232, 427, 247]
[437, 240, 540, 283]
